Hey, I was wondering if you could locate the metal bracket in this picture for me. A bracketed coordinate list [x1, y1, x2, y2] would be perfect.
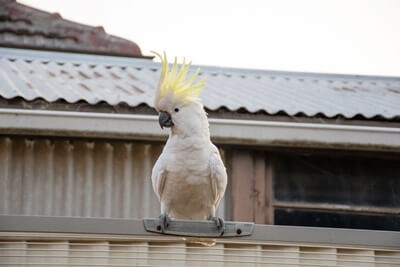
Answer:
[143, 218, 254, 237]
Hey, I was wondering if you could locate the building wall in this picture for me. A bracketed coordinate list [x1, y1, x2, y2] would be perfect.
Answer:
[0, 136, 226, 219]
[1, 136, 398, 230]
[0, 137, 162, 218]
[226, 147, 400, 231]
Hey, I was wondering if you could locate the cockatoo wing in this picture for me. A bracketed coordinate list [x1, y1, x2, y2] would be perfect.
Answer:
[151, 157, 167, 201]
[209, 147, 228, 209]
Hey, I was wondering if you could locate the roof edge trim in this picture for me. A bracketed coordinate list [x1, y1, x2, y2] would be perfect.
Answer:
[0, 108, 399, 151]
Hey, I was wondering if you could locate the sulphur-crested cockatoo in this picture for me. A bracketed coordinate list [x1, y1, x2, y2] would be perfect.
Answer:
[151, 52, 227, 233]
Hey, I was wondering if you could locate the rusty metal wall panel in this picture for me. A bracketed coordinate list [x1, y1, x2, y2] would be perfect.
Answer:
[231, 150, 254, 221]
[0, 137, 162, 218]
[227, 149, 271, 224]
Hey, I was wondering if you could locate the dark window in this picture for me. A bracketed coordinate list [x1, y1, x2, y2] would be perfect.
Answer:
[275, 209, 400, 231]
[272, 151, 400, 231]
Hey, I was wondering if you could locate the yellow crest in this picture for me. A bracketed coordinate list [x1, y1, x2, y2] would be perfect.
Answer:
[152, 51, 205, 105]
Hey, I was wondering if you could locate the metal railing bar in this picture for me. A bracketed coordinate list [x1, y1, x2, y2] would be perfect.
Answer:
[1, 215, 400, 248]
[1, 253, 399, 265]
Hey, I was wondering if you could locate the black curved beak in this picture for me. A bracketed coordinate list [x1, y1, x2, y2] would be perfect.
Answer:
[158, 112, 174, 129]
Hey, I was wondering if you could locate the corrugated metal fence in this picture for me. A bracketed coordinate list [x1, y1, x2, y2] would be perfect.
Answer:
[0, 136, 226, 219]
[0, 137, 161, 218]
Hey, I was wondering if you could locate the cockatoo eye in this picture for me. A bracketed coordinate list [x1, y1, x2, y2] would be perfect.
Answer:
[174, 107, 179, 112]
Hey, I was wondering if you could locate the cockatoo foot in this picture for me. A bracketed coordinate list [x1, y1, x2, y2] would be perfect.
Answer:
[158, 214, 171, 233]
[207, 216, 225, 235]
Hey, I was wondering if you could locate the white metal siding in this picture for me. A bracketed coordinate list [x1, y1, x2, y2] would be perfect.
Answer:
[0, 237, 399, 266]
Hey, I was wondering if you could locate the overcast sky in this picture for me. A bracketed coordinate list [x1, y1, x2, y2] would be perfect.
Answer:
[19, 0, 400, 77]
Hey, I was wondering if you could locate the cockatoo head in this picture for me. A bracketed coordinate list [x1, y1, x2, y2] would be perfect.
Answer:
[153, 52, 208, 137]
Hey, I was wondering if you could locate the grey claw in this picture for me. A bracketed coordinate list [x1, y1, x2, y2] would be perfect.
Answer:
[159, 214, 170, 233]
[208, 216, 225, 236]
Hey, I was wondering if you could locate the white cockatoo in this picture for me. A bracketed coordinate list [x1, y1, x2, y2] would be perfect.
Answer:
[151, 52, 228, 233]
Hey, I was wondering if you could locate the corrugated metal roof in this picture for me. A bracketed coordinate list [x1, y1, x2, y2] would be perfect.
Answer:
[0, 47, 399, 120]
[0, 0, 146, 58]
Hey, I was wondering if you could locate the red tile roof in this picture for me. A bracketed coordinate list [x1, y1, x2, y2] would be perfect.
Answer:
[0, 0, 149, 58]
